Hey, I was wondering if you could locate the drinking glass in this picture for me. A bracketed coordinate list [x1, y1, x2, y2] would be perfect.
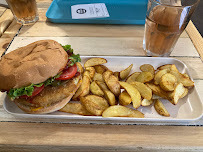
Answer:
[143, 0, 200, 57]
[6, 0, 39, 25]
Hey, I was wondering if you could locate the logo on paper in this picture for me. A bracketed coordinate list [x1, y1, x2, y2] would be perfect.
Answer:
[76, 8, 86, 14]
[95, 8, 100, 13]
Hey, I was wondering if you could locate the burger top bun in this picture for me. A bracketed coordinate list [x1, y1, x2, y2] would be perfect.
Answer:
[0, 40, 68, 90]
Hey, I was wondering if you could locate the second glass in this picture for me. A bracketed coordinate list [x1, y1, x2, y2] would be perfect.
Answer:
[143, 0, 200, 57]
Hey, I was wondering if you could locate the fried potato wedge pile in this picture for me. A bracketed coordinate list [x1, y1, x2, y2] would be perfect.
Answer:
[60, 58, 194, 118]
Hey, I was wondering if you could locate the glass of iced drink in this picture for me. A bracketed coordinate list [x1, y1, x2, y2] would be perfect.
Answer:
[6, 0, 39, 25]
[143, 0, 200, 56]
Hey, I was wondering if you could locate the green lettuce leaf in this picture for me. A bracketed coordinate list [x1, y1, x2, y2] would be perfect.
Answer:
[62, 44, 81, 66]
[8, 73, 61, 100]
[43, 72, 62, 86]
[69, 54, 81, 66]
[62, 44, 73, 54]
[8, 83, 42, 100]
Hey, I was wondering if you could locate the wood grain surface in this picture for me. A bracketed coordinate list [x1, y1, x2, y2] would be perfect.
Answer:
[7, 37, 199, 56]
[18, 21, 189, 37]
[0, 0, 203, 151]
[0, 7, 6, 17]
[1, 19, 22, 38]
[0, 122, 203, 151]
[0, 9, 13, 37]
[186, 21, 203, 60]
[0, 38, 11, 57]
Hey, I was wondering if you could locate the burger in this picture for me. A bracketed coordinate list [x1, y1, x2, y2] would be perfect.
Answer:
[0, 40, 82, 114]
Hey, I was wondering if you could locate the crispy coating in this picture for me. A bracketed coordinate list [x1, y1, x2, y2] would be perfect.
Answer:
[15, 77, 79, 108]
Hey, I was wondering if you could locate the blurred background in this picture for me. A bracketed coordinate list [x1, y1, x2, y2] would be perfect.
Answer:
[0, 0, 202, 36]
[191, 0, 202, 36]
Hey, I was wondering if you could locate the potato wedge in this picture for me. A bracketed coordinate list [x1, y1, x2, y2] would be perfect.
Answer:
[169, 64, 194, 87]
[113, 71, 120, 80]
[84, 58, 107, 67]
[140, 64, 155, 78]
[72, 75, 90, 100]
[94, 65, 108, 74]
[119, 91, 132, 106]
[169, 83, 186, 105]
[103, 91, 117, 106]
[102, 105, 144, 118]
[154, 69, 169, 85]
[141, 99, 153, 106]
[85, 67, 95, 79]
[76, 62, 84, 74]
[96, 80, 109, 90]
[80, 95, 109, 116]
[154, 99, 170, 117]
[135, 72, 153, 83]
[93, 72, 104, 82]
[152, 94, 162, 99]
[130, 82, 152, 100]
[83, 71, 92, 82]
[183, 73, 189, 78]
[160, 73, 177, 91]
[90, 81, 104, 96]
[157, 64, 172, 71]
[180, 87, 188, 99]
[59, 103, 93, 116]
[120, 64, 133, 80]
[170, 70, 194, 87]
[96, 81, 116, 106]
[125, 72, 141, 83]
[103, 70, 120, 97]
[119, 81, 141, 109]
[146, 83, 169, 99]
[170, 64, 179, 73]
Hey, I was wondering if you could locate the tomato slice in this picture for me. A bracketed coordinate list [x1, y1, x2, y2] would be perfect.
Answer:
[56, 64, 77, 80]
[31, 85, 45, 97]
[20, 85, 44, 98]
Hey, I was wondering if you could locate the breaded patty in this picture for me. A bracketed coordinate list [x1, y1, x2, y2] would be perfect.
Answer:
[15, 75, 80, 108]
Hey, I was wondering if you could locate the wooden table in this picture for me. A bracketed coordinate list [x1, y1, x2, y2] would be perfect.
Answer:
[1, 0, 203, 151]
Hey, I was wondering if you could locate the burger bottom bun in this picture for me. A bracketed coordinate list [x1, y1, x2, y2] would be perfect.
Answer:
[14, 75, 82, 114]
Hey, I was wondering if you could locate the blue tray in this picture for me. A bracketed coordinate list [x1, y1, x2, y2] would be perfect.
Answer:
[46, 0, 148, 24]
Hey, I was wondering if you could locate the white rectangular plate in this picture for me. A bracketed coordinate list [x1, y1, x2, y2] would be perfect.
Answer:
[3, 56, 203, 124]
